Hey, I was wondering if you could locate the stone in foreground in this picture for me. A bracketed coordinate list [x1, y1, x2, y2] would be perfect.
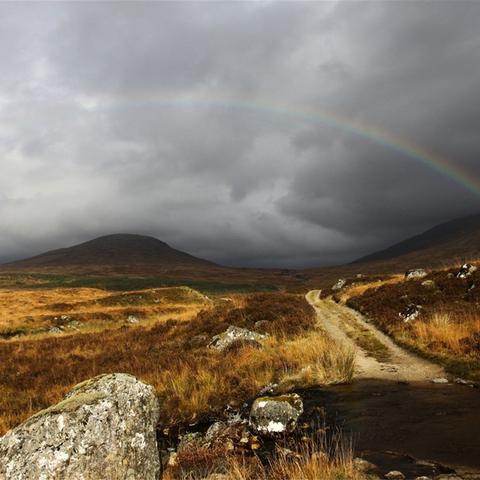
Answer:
[249, 393, 303, 438]
[209, 325, 267, 351]
[0, 373, 160, 480]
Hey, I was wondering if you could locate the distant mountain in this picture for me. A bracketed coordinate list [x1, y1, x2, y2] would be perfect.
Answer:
[353, 213, 480, 267]
[2, 234, 217, 272]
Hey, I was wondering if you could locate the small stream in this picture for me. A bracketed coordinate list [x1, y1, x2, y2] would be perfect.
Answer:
[301, 379, 480, 478]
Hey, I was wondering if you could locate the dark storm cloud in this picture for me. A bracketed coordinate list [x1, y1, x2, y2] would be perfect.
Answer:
[1, 1, 480, 267]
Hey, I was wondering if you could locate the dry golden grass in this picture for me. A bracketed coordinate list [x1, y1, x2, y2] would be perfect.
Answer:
[158, 332, 355, 424]
[0, 292, 354, 434]
[412, 311, 480, 357]
[0, 286, 209, 338]
[165, 430, 365, 480]
[337, 274, 404, 303]
[346, 267, 480, 379]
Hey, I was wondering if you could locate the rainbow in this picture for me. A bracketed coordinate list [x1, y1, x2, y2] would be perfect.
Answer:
[96, 94, 480, 195]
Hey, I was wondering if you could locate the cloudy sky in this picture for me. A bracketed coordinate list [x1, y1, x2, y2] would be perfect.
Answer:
[1, 1, 480, 267]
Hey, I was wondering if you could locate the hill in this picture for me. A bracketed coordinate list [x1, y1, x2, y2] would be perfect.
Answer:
[353, 213, 480, 268]
[1, 234, 217, 273]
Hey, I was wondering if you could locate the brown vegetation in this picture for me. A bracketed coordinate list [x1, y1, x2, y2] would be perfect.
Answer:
[165, 431, 365, 480]
[0, 286, 209, 339]
[0, 291, 354, 435]
[346, 267, 480, 379]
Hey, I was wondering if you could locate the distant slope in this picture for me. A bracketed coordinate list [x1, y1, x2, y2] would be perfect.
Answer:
[2, 234, 217, 272]
[353, 213, 480, 267]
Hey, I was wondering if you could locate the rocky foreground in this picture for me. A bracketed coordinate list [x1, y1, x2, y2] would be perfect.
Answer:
[1, 372, 476, 480]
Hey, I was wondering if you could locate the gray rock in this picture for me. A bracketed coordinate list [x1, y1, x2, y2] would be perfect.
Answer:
[49, 326, 64, 334]
[405, 269, 427, 280]
[258, 383, 278, 396]
[209, 326, 267, 352]
[205, 421, 228, 443]
[249, 393, 303, 438]
[385, 471, 406, 480]
[454, 377, 476, 387]
[399, 303, 421, 322]
[456, 263, 477, 279]
[0, 373, 160, 480]
[332, 278, 347, 291]
[353, 457, 377, 472]
[127, 315, 139, 324]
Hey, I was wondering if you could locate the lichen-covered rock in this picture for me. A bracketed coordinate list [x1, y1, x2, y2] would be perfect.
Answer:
[209, 326, 267, 352]
[0, 373, 160, 480]
[249, 394, 303, 438]
[332, 278, 347, 291]
[405, 269, 427, 280]
[456, 263, 477, 279]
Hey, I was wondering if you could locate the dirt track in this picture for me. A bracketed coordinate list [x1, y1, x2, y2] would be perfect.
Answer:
[306, 290, 446, 382]
[305, 291, 480, 476]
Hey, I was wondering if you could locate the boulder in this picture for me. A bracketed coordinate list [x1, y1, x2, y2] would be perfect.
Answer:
[127, 315, 139, 324]
[209, 326, 267, 352]
[0, 373, 160, 480]
[332, 278, 347, 291]
[249, 393, 303, 438]
[405, 269, 427, 280]
[399, 303, 421, 322]
[432, 377, 449, 384]
[456, 263, 477, 279]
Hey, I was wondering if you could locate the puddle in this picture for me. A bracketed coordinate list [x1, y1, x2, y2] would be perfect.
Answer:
[301, 379, 480, 476]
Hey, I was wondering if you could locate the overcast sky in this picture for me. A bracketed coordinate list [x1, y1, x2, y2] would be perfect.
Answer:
[1, 1, 480, 268]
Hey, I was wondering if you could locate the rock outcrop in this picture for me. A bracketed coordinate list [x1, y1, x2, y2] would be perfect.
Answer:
[456, 263, 477, 279]
[0, 373, 160, 480]
[332, 278, 347, 291]
[399, 303, 421, 322]
[209, 326, 267, 352]
[405, 269, 427, 280]
[249, 393, 303, 438]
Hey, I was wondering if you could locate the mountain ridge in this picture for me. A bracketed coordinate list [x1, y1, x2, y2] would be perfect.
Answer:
[2, 233, 217, 271]
[353, 212, 480, 267]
